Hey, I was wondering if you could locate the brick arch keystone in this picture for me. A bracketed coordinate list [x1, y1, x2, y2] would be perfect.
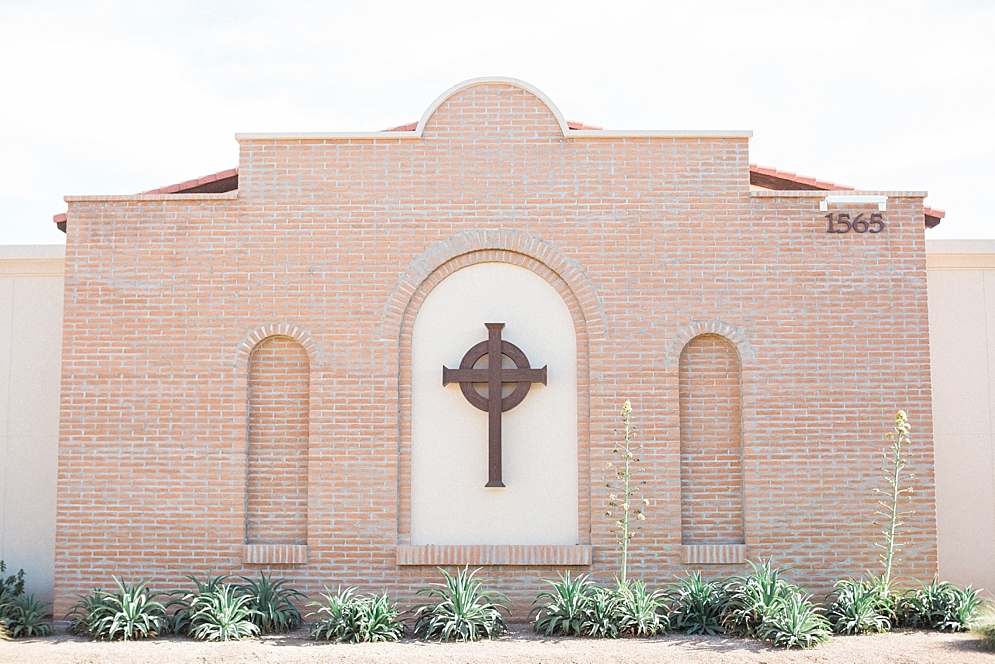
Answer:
[668, 321, 754, 369]
[379, 229, 608, 343]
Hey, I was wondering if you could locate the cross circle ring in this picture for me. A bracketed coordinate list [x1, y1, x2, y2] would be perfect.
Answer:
[456, 339, 535, 412]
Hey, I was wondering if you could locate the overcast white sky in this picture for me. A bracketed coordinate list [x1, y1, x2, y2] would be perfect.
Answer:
[1, 0, 992, 244]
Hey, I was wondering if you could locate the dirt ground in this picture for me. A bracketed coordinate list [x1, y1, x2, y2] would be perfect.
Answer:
[0, 623, 991, 664]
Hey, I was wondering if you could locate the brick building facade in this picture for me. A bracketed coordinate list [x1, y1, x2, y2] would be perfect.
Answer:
[53, 78, 938, 615]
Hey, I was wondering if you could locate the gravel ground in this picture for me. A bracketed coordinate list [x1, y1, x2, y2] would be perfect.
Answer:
[0, 623, 991, 664]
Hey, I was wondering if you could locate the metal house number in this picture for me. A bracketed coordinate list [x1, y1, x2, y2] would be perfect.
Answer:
[825, 212, 886, 234]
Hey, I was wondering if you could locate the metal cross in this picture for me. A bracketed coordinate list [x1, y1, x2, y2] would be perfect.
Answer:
[443, 323, 547, 487]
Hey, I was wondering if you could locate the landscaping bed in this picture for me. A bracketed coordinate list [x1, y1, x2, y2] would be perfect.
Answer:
[0, 622, 992, 664]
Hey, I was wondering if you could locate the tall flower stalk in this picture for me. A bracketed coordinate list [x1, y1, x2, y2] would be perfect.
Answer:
[874, 410, 914, 593]
[605, 401, 647, 586]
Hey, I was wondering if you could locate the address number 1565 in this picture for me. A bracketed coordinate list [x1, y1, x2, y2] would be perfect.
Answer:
[826, 212, 885, 234]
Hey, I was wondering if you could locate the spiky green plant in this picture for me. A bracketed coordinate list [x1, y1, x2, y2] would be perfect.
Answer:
[946, 586, 986, 632]
[98, 579, 166, 641]
[827, 578, 891, 635]
[578, 585, 621, 639]
[755, 592, 830, 649]
[531, 572, 595, 636]
[66, 588, 112, 636]
[6, 594, 53, 637]
[65, 578, 166, 640]
[723, 560, 800, 638]
[411, 567, 509, 641]
[238, 572, 304, 633]
[665, 572, 729, 636]
[896, 577, 984, 632]
[308, 587, 404, 643]
[604, 401, 648, 586]
[186, 583, 260, 641]
[165, 573, 231, 635]
[349, 591, 403, 642]
[614, 580, 666, 636]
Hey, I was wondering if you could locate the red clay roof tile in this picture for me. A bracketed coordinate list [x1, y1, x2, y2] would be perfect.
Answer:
[749, 163, 855, 191]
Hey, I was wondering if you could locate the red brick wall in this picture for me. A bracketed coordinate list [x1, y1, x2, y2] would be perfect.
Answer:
[679, 334, 744, 544]
[247, 336, 309, 545]
[54, 80, 937, 617]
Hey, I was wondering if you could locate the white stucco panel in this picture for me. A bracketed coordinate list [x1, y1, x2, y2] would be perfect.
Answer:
[411, 262, 578, 545]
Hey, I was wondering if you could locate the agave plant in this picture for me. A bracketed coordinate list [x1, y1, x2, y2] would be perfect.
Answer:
[896, 577, 984, 631]
[308, 586, 404, 643]
[946, 586, 985, 632]
[723, 560, 795, 637]
[66, 578, 166, 640]
[186, 583, 260, 641]
[531, 572, 595, 636]
[827, 578, 891, 635]
[755, 592, 830, 649]
[615, 581, 666, 636]
[238, 572, 304, 633]
[5, 594, 53, 637]
[579, 585, 621, 639]
[97, 579, 167, 641]
[165, 574, 231, 635]
[351, 590, 404, 642]
[411, 567, 509, 641]
[666, 572, 729, 636]
[66, 588, 111, 636]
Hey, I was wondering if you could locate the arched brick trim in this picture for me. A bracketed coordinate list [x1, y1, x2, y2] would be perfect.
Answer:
[380, 229, 608, 343]
[235, 323, 321, 372]
[668, 321, 753, 369]
[393, 246, 596, 549]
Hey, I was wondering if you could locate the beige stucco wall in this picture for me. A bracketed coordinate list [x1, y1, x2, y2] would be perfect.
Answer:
[0, 244, 63, 602]
[927, 238, 995, 596]
[2, 239, 994, 599]
[411, 262, 578, 545]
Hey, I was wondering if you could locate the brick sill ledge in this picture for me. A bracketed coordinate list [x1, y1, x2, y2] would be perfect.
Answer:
[681, 544, 747, 565]
[243, 544, 308, 564]
[396, 545, 592, 566]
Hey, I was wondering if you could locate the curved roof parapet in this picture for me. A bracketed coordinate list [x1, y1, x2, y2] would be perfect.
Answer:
[416, 76, 573, 135]
[238, 78, 751, 140]
[383, 118, 603, 132]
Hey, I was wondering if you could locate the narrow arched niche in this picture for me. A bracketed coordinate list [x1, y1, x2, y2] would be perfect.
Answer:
[246, 335, 309, 547]
[679, 334, 745, 546]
